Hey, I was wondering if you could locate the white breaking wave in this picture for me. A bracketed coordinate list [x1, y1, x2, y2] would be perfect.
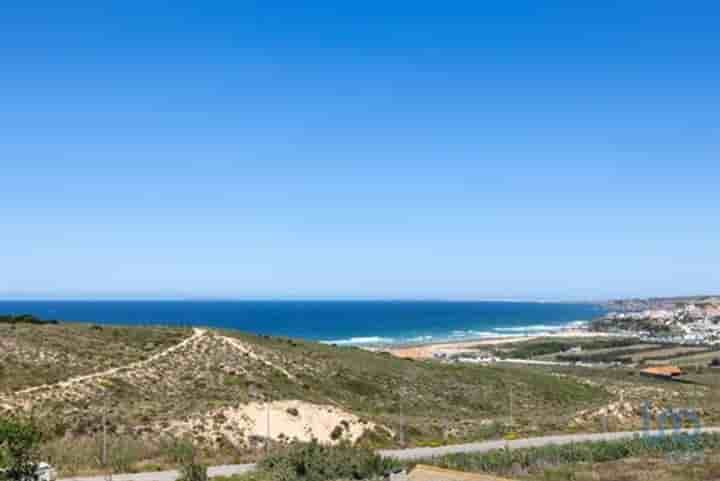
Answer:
[320, 319, 590, 347]
[450, 330, 511, 338]
[493, 321, 587, 333]
[493, 325, 564, 333]
[406, 335, 434, 342]
[566, 320, 589, 328]
[320, 336, 394, 346]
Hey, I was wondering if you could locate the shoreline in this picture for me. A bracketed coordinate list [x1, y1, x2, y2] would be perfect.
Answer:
[322, 318, 604, 348]
[376, 327, 622, 359]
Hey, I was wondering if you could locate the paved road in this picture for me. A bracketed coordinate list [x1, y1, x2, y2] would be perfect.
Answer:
[379, 427, 719, 460]
[60, 427, 718, 481]
[60, 464, 258, 481]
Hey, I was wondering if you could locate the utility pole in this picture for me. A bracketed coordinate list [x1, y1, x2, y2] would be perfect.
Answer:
[266, 400, 271, 454]
[102, 396, 107, 466]
[509, 385, 514, 427]
[103, 394, 111, 481]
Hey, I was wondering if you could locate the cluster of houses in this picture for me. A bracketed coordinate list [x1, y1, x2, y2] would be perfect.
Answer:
[604, 303, 720, 345]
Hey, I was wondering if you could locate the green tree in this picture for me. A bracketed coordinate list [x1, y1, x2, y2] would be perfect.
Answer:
[175, 440, 207, 481]
[0, 417, 42, 481]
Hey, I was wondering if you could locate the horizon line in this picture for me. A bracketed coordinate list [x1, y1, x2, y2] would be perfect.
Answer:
[0, 296, 605, 303]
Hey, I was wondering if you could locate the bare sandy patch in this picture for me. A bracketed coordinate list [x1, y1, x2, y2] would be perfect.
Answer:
[160, 400, 385, 447]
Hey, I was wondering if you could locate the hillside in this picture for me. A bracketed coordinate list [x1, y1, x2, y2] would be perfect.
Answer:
[0, 322, 610, 461]
[4, 320, 718, 475]
[0, 321, 190, 391]
[603, 295, 720, 311]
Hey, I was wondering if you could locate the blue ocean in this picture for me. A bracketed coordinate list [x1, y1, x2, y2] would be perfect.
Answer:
[0, 300, 605, 346]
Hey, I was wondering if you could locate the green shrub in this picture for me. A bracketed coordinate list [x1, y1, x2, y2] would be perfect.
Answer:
[175, 440, 208, 481]
[0, 315, 57, 325]
[0, 417, 42, 481]
[260, 440, 399, 481]
[330, 426, 344, 441]
[179, 460, 208, 481]
[108, 436, 148, 474]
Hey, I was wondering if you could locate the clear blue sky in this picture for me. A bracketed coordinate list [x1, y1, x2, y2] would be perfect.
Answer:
[2, 2, 719, 300]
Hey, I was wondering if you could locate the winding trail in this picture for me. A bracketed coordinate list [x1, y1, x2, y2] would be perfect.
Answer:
[3, 328, 296, 405]
[218, 334, 296, 380]
[9, 328, 206, 396]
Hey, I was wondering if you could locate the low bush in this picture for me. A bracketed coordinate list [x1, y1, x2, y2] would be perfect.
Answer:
[0, 417, 43, 481]
[0, 314, 57, 325]
[176, 440, 208, 481]
[259, 440, 399, 481]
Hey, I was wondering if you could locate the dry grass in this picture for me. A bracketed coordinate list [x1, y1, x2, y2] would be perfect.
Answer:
[0, 323, 190, 392]
[522, 451, 720, 481]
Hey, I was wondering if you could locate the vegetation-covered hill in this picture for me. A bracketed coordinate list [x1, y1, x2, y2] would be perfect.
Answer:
[0, 322, 189, 391]
[2, 320, 717, 475]
[1, 322, 604, 446]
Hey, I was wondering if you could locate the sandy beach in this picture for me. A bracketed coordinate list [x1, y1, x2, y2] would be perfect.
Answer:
[382, 328, 614, 359]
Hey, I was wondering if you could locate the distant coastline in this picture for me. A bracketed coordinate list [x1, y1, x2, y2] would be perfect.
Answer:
[0, 299, 605, 347]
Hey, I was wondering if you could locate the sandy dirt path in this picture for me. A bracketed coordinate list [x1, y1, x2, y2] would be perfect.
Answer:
[217, 334, 296, 380]
[10, 328, 206, 396]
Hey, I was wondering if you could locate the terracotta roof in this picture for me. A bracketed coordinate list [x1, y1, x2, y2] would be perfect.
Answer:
[640, 366, 683, 377]
[409, 464, 517, 481]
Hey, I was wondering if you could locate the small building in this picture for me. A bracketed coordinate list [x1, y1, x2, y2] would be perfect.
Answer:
[640, 366, 683, 379]
[407, 464, 516, 481]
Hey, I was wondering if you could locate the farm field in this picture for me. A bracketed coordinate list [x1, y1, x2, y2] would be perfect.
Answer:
[494, 337, 720, 367]
[533, 343, 659, 362]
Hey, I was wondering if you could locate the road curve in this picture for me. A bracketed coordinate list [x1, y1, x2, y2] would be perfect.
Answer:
[60, 427, 719, 481]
